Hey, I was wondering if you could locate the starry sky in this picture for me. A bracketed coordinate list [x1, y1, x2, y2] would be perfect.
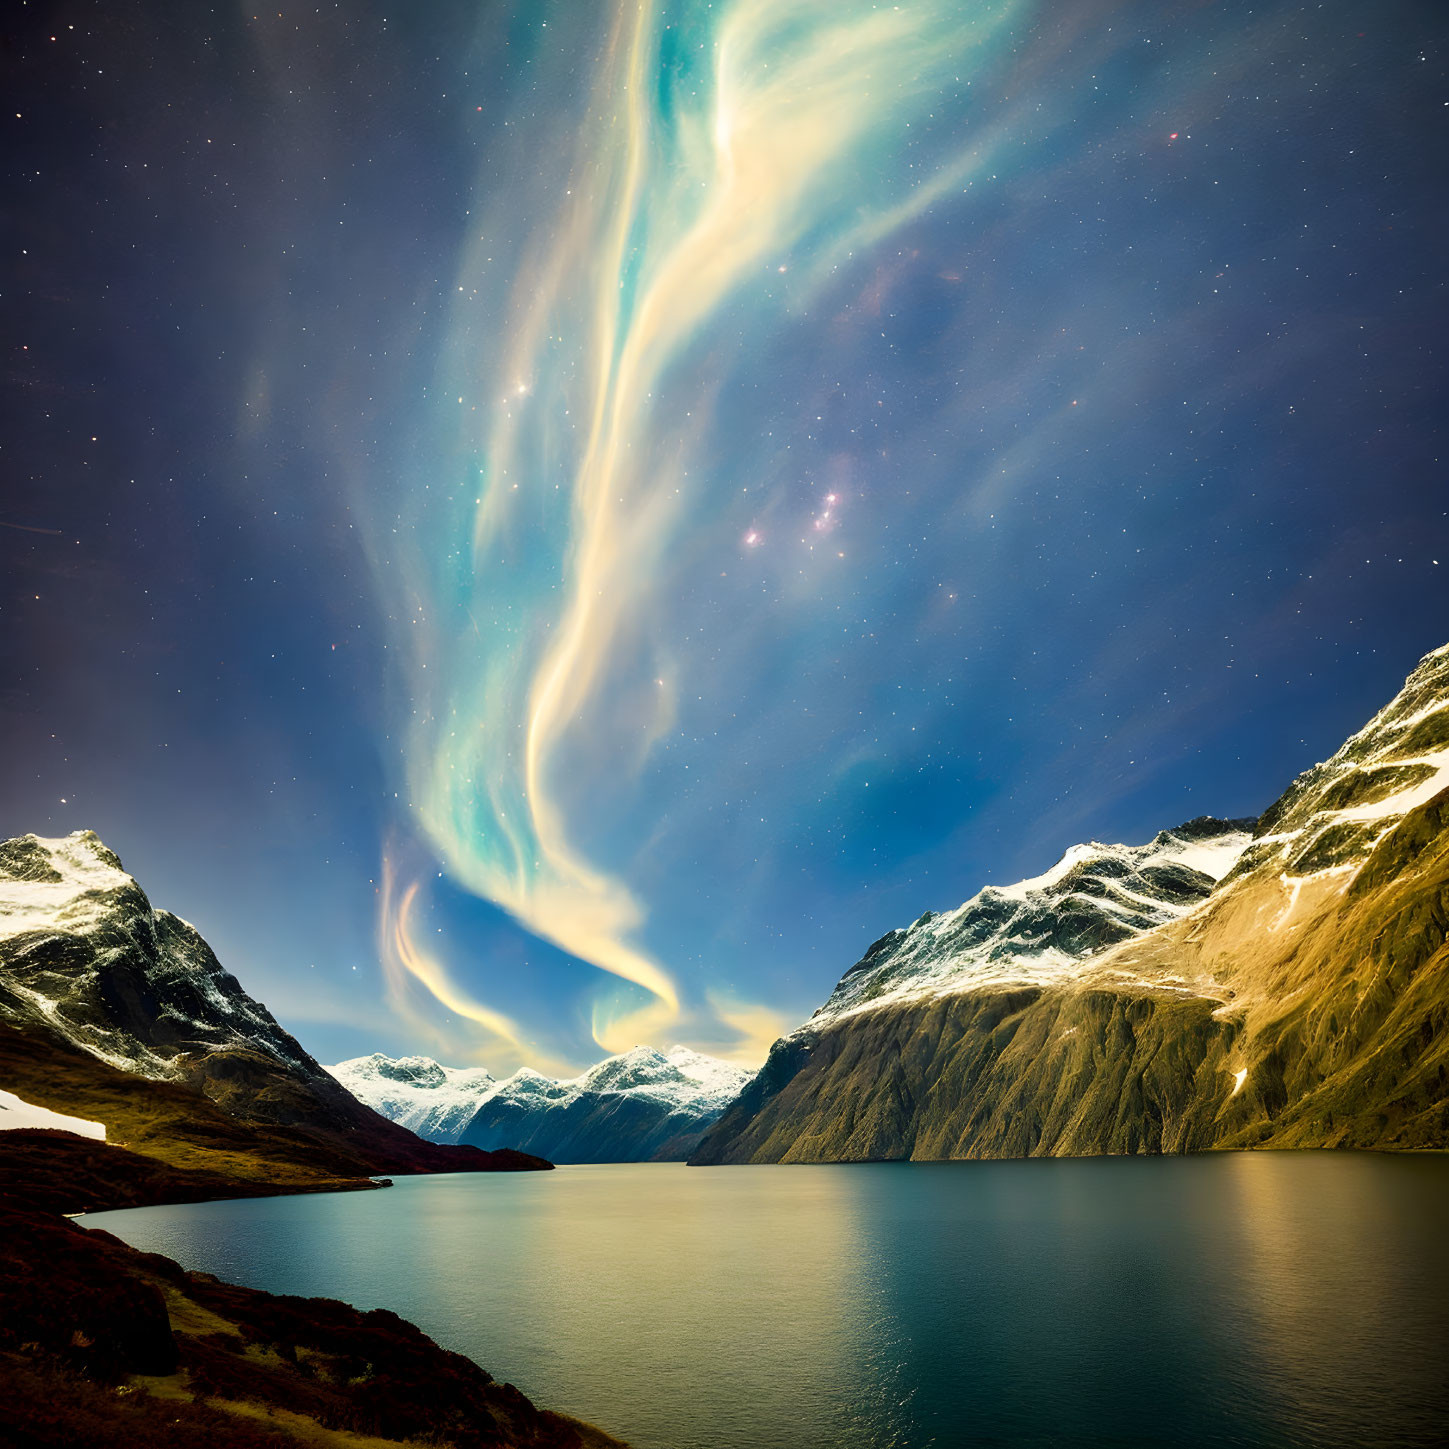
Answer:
[4, 0, 1446, 1073]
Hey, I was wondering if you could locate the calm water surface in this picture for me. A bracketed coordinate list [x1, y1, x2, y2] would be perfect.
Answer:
[84, 1155, 1449, 1448]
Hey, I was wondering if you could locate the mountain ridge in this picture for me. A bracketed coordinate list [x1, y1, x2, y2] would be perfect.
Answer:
[331, 1043, 755, 1163]
[804, 815, 1255, 1029]
[692, 642, 1449, 1164]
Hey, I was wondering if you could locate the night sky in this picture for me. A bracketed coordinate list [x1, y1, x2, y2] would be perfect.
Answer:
[4, 0, 1446, 1073]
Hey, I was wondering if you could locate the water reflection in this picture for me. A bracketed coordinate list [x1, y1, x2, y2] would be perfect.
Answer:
[1220, 1152, 1449, 1446]
[83, 1155, 1449, 1449]
[406, 1165, 886, 1447]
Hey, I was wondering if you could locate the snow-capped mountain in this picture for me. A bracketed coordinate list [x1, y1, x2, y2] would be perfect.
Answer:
[693, 641, 1449, 1165]
[1227, 641, 1449, 882]
[809, 816, 1254, 1028]
[0, 831, 316, 1080]
[573, 1043, 749, 1102]
[325, 1054, 499, 1141]
[330, 1044, 754, 1162]
[0, 829, 550, 1178]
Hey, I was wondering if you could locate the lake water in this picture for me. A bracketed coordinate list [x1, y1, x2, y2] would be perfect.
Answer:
[83, 1155, 1449, 1448]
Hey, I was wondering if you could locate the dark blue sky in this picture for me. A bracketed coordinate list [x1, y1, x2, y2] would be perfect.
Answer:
[4, 0, 1446, 1072]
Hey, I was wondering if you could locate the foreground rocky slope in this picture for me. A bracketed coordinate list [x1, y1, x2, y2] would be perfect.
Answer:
[0, 832, 550, 1193]
[0, 1182, 625, 1449]
[331, 1045, 753, 1162]
[693, 643, 1449, 1163]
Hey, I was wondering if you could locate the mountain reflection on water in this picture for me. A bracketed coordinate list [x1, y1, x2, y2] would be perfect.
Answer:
[84, 1154, 1449, 1448]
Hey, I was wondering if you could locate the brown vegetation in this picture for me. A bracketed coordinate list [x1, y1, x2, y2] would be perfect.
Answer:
[0, 1186, 626, 1448]
[0, 1128, 362, 1216]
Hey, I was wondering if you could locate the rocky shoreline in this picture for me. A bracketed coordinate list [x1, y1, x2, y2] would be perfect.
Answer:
[0, 1131, 627, 1449]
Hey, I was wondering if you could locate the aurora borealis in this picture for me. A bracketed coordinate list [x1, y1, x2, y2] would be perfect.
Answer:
[5, 1, 1447, 1071]
[376, 1, 1031, 1056]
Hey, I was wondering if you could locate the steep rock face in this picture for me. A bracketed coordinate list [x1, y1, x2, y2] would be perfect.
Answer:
[693, 644, 1449, 1164]
[693, 989, 1243, 1164]
[0, 832, 551, 1182]
[332, 1044, 754, 1163]
[0, 832, 316, 1081]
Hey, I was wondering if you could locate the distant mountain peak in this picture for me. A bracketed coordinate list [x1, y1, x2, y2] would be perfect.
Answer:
[325, 1052, 499, 1139]
[329, 1042, 755, 1163]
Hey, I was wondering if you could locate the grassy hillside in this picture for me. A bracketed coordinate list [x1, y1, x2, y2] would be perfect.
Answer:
[0, 1022, 548, 1201]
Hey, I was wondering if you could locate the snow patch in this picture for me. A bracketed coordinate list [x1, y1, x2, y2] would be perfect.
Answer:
[1327, 747, 1449, 825]
[0, 831, 136, 940]
[0, 1088, 106, 1140]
